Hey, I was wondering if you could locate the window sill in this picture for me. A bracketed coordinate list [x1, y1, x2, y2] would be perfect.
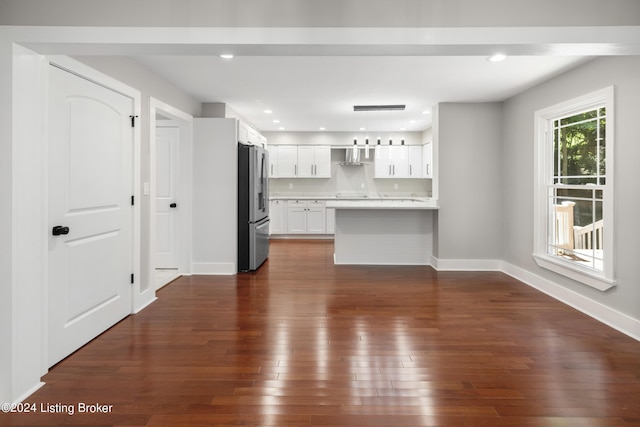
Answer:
[532, 253, 616, 291]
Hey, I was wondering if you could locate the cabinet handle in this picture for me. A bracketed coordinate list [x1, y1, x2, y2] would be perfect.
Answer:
[295, 165, 297, 175]
[410, 165, 412, 176]
[389, 165, 392, 176]
[271, 164, 274, 175]
[426, 164, 429, 175]
[393, 165, 395, 176]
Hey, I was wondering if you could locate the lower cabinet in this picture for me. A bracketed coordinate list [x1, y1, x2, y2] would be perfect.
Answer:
[270, 199, 335, 235]
[269, 199, 285, 234]
[286, 200, 326, 234]
[326, 208, 335, 234]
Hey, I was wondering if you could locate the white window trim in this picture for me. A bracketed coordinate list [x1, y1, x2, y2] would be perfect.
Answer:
[532, 86, 616, 291]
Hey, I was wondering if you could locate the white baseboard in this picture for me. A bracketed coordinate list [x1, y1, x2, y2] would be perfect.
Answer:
[191, 262, 236, 275]
[431, 256, 502, 271]
[13, 381, 45, 404]
[431, 257, 639, 341]
[133, 296, 157, 314]
[502, 261, 640, 341]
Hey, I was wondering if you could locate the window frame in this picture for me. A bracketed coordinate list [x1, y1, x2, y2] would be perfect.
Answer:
[532, 86, 616, 291]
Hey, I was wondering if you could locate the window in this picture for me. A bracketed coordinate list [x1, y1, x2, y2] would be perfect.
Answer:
[533, 87, 615, 291]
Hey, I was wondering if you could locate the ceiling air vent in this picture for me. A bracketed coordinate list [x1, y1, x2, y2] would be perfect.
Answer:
[353, 105, 405, 112]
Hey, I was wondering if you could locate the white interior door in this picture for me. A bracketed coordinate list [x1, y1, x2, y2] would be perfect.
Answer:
[48, 65, 134, 367]
[155, 126, 180, 269]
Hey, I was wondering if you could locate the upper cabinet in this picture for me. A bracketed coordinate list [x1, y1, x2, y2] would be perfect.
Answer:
[237, 121, 266, 148]
[408, 145, 423, 178]
[374, 144, 433, 179]
[270, 145, 297, 178]
[374, 145, 409, 178]
[270, 145, 331, 178]
[297, 146, 331, 178]
[423, 142, 433, 178]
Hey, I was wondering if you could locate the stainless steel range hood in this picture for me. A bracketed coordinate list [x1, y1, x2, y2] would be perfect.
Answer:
[340, 145, 362, 166]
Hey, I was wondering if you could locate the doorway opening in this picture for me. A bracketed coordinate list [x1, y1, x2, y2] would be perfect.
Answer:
[149, 98, 194, 290]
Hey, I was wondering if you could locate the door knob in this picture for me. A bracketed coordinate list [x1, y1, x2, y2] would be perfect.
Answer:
[169, 203, 177, 208]
[52, 226, 70, 236]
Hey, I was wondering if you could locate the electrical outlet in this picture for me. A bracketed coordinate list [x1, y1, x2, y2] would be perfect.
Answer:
[394, 183, 398, 190]
[288, 183, 293, 189]
[360, 183, 365, 189]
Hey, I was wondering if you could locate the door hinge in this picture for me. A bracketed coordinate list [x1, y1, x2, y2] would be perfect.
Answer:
[130, 115, 138, 127]
[130, 273, 134, 284]
[131, 195, 135, 206]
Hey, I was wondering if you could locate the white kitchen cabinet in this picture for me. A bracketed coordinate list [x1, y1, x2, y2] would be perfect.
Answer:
[423, 142, 433, 178]
[408, 145, 423, 178]
[306, 201, 327, 233]
[238, 121, 267, 148]
[269, 199, 286, 234]
[275, 145, 298, 178]
[286, 200, 326, 234]
[270, 145, 331, 178]
[326, 207, 335, 234]
[286, 200, 307, 233]
[237, 121, 250, 144]
[375, 145, 409, 178]
[268, 146, 277, 178]
[256, 133, 267, 148]
[297, 146, 331, 178]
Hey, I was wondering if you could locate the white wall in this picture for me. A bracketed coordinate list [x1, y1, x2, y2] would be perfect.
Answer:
[435, 102, 503, 262]
[0, 43, 49, 405]
[0, 37, 13, 405]
[502, 56, 640, 321]
[192, 119, 238, 274]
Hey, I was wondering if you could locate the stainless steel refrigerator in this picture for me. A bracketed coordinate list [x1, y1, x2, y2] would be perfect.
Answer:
[238, 143, 270, 272]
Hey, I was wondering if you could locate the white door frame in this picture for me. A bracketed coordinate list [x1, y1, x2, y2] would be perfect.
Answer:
[149, 97, 193, 289]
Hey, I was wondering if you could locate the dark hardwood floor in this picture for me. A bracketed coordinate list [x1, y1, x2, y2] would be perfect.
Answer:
[3, 240, 640, 426]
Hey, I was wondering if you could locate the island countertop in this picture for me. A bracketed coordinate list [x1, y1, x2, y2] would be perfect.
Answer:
[326, 198, 438, 210]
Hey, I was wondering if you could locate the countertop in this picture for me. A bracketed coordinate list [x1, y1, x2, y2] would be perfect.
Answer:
[269, 194, 438, 210]
[325, 198, 438, 210]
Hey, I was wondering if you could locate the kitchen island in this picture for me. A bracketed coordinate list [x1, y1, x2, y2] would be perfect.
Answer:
[325, 198, 438, 265]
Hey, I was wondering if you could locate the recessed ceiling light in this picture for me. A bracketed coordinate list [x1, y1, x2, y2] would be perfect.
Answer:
[273, 119, 280, 124]
[359, 127, 366, 131]
[400, 127, 406, 131]
[410, 120, 416, 124]
[422, 110, 431, 115]
[220, 54, 234, 59]
[278, 127, 285, 130]
[264, 109, 272, 114]
[487, 53, 507, 62]
[319, 127, 326, 131]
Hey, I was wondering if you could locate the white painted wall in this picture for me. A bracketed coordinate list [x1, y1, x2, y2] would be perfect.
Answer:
[502, 56, 640, 321]
[11, 44, 49, 402]
[192, 119, 238, 274]
[0, 37, 13, 405]
[435, 102, 503, 262]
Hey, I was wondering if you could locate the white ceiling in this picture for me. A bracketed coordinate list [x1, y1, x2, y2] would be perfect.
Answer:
[4, 0, 639, 134]
[133, 54, 589, 132]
